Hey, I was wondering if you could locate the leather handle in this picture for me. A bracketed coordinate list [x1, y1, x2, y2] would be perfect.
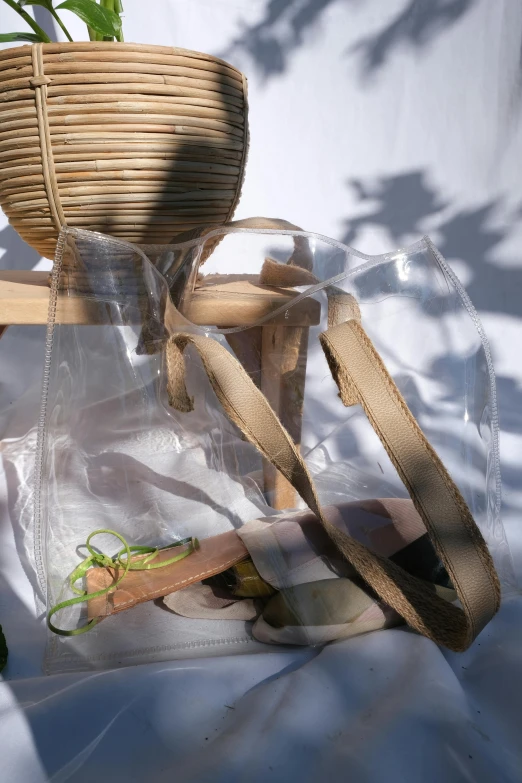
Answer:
[173, 216, 305, 237]
[170, 217, 314, 272]
[169, 215, 359, 329]
[166, 317, 500, 651]
[224, 217, 304, 232]
[320, 319, 500, 645]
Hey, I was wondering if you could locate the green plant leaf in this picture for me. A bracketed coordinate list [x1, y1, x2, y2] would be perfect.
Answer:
[0, 625, 7, 673]
[19, 1, 54, 10]
[55, 0, 122, 37]
[0, 32, 47, 42]
[2, 0, 53, 41]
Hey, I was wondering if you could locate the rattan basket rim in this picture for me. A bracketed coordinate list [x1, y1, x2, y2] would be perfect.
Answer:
[0, 42, 244, 78]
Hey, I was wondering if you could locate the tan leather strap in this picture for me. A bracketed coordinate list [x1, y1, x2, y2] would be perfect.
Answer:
[86, 530, 249, 619]
[174, 217, 305, 239]
[171, 217, 314, 271]
[166, 319, 500, 651]
[171, 215, 358, 328]
[320, 320, 500, 645]
[228, 218, 314, 273]
[226, 217, 305, 232]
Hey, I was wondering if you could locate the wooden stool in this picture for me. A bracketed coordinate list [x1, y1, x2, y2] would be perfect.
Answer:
[0, 271, 320, 510]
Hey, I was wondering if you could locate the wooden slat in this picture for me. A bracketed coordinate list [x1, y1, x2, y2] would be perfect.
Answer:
[0, 273, 321, 328]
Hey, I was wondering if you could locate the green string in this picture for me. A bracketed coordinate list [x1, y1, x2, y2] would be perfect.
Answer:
[47, 529, 199, 637]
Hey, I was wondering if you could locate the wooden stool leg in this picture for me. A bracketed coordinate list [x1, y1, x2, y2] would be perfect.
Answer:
[261, 324, 309, 509]
[227, 325, 308, 509]
[225, 327, 263, 387]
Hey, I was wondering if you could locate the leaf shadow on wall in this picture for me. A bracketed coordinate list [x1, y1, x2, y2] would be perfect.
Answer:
[220, 0, 358, 80]
[341, 168, 522, 497]
[33, 5, 58, 42]
[341, 169, 522, 318]
[0, 225, 41, 272]
[220, 0, 479, 81]
[349, 0, 478, 78]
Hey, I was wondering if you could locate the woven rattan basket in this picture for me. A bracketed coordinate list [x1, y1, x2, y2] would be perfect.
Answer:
[0, 42, 248, 259]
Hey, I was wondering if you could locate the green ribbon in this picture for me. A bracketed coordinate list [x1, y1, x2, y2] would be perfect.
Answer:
[47, 528, 199, 637]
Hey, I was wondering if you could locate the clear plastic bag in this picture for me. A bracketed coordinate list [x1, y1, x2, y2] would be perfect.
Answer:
[33, 222, 513, 673]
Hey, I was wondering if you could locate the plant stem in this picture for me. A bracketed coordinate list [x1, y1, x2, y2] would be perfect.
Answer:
[100, 0, 120, 41]
[49, 9, 73, 42]
[2, 0, 52, 42]
[102, 0, 124, 42]
[112, 0, 124, 41]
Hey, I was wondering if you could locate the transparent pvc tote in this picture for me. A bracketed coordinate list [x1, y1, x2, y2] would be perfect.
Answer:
[33, 218, 513, 673]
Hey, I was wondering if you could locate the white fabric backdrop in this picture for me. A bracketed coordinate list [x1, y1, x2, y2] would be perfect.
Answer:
[1, 1, 522, 780]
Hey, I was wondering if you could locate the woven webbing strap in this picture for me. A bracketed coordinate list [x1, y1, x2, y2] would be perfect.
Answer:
[170, 216, 314, 269]
[320, 319, 500, 647]
[166, 316, 500, 651]
[171, 216, 359, 327]
[30, 43, 65, 231]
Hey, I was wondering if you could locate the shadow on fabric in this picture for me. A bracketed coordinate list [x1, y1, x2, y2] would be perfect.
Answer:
[349, 0, 478, 78]
[340, 168, 522, 510]
[220, 0, 479, 81]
